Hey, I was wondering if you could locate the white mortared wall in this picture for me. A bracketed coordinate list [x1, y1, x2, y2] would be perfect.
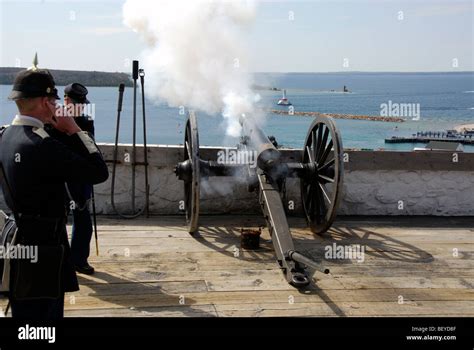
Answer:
[1, 144, 473, 216]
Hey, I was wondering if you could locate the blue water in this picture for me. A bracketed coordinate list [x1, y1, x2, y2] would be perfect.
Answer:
[1, 72, 473, 151]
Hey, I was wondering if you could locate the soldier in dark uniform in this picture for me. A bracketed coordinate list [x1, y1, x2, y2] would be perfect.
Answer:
[0, 68, 109, 319]
[46, 83, 96, 275]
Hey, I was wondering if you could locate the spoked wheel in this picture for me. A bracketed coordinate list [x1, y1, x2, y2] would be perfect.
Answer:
[183, 111, 200, 234]
[301, 116, 344, 234]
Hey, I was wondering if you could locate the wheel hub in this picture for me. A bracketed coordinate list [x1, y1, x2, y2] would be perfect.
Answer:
[174, 159, 193, 182]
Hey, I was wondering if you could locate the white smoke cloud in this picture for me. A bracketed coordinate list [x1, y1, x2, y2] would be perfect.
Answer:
[122, 0, 259, 137]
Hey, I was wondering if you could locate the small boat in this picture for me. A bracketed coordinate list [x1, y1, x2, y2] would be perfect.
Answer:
[277, 89, 292, 106]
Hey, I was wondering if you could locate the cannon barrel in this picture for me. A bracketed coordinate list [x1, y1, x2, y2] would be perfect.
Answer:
[239, 115, 281, 172]
[289, 251, 330, 275]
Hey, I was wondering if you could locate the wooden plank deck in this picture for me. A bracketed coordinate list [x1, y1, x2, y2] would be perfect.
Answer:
[2, 216, 473, 317]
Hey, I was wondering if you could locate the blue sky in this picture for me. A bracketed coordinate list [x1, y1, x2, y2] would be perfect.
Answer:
[0, 0, 472, 72]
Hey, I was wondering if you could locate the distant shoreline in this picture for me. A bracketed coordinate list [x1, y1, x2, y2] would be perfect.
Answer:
[256, 71, 474, 75]
[0, 67, 133, 87]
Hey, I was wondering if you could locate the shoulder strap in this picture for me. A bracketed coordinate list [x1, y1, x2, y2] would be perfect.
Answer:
[0, 126, 20, 222]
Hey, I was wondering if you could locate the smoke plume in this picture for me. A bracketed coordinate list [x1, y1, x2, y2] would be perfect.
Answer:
[123, 0, 259, 137]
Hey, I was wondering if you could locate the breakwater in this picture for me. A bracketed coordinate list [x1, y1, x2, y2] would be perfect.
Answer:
[386, 136, 474, 145]
[270, 109, 405, 123]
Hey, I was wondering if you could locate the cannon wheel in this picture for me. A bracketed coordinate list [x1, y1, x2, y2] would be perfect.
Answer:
[183, 112, 200, 234]
[301, 116, 344, 234]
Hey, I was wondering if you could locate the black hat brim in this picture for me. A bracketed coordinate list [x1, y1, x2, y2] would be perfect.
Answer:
[8, 90, 25, 100]
[69, 96, 90, 104]
[8, 90, 60, 100]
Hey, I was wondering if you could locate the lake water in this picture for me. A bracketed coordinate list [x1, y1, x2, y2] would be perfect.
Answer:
[1, 72, 473, 151]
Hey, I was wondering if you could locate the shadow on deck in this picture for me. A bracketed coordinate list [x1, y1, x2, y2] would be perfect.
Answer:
[2, 215, 470, 317]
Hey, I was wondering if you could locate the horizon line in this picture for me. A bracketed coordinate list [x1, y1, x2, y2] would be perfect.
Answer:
[1, 66, 473, 75]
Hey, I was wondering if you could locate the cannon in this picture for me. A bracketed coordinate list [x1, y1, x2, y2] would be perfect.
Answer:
[174, 112, 344, 288]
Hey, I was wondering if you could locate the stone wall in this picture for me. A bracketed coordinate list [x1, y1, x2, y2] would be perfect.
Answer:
[1, 144, 473, 216]
[340, 170, 473, 216]
[340, 151, 474, 216]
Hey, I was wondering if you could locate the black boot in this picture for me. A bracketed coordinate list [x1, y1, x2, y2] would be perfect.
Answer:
[75, 264, 95, 275]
